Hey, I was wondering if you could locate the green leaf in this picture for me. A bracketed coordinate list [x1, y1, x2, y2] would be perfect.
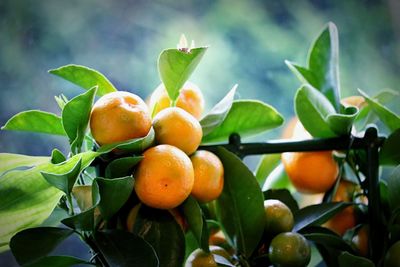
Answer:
[49, 64, 117, 96]
[50, 149, 66, 164]
[380, 129, 400, 165]
[10, 227, 73, 266]
[200, 85, 237, 135]
[263, 189, 299, 213]
[285, 61, 318, 87]
[301, 227, 354, 253]
[338, 251, 374, 267]
[0, 153, 49, 176]
[105, 156, 143, 178]
[295, 85, 337, 138]
[214, 147, 265, 257]
[97, 127, 155, 154]
[158, 47, 207, 102]
[94, 230, 159, 267]
[262, 163, 293, 192]
[54, 94, 69, 110]
[293, 202, 351, 232]
[0, 151, 98, 249]
[202, 100, 284, 144]
[326, 106, 358, 136]
[61, 206, 97, 231]
[182, 196, 209, 252]
[62, 86, 97, 153]
[96, 176, 134, 220]
[359, 89, 400, 132]
[134, 206, 185, 267]
[387, 165, 400, 212]
[25, 256, 92, 267]
[307, 22, 341, 111]
[255, 154, 281, 185]
[1, 110, 65, 136]
[41, 158, 82, 195]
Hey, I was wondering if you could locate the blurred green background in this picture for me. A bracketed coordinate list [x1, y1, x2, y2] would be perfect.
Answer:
[0, 0, 399, 265]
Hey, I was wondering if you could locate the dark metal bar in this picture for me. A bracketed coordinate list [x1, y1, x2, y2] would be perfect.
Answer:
[364, 127, 384, 263]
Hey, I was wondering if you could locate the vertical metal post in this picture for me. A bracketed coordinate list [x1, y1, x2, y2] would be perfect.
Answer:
[364, 127, 384, 263]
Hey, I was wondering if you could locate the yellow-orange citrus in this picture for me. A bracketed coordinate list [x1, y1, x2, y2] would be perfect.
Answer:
[282, 151, 339, 194]
[324, 180, 365, 235]
[90, 91, 152, 145]
[148, 82, 204, 119]
[184, 249, 217, 267]
[264, 199, 294, 237]
[190, 150, 224, 203]
[153, 107, 202, 155]
[341, 95, 365, 109]
[134, 144, 194, 209]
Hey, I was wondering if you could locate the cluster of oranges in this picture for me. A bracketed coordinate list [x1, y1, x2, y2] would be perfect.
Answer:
[89, 82, 224, 210]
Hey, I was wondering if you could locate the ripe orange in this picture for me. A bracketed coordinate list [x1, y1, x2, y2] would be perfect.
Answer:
[264, 199, 294, 237]
[351, 225, 369, 257]
[148, 82, 204, 119]
[153, 107, 202, 155]
[134, 144, 194, 209]
[281, 151, 339, 194]
[341, 96, 365, 109]
[185, 246, 231, 267]
[324, 180, 364, 235]
[90, 91, 152, 145]
[190, 150, 224, 203]
[269, 232, 311, 267]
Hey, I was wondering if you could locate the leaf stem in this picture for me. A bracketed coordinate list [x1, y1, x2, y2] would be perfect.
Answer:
[67, 194, 75, 216]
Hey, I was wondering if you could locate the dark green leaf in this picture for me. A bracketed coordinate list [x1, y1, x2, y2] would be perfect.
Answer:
[1, 110, 65, 136]
[301, 228, 355, 253]
[203, 100, 284, 144]
[97, 127, 155, 154]
[359, 89, 400, 132]
[182, 196, 209, 252]
[326, 106, 358, 136]
[10, 227, 73, 266]
[96, 176, 134, 220]
[255, 154, 281, 185]
[158, 47, 207, 102]
[295, 85, 337, 138]
[134, 206, 185, 267]
[307, 22, 341, 111]
[62, 86, 97, 153]
[61, 206, 97, 231]
[0, 153, 49, 176]
[200, 85, 237, 135]
[214, 147, 265, 257]
[380, 129, 400, 165]
[40, 207, 69, 227]
[338, 251, 374, 267]
[105, 156, 143, 178]
[49, 64, 117, 96]
[0, 151, 98, 249]
[41, 158, 82, 195]
[94, 230, 159, 267]
[387, 165, 400, 212]
[25, 256, 92, 267]
[293, 202, 351, 232]
[51, 149, 66, 164]
[263, 189, 299, 213]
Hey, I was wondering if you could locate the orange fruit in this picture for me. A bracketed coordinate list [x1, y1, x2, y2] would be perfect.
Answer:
[324, 180, 365, 235]
[269, 232, 311, 267]
[264, 199, 294, 237]
[190, 150, 224, 203]
[351, 225, 369, 257]
[148, 81, 204, 119]
[153, 107, 202, 155]
[341, 96, 365, 109]
[184, 248, 217, 267]
[90, 91, 152, 145]
[134, 144, 194, 209]
[209, 230, 226, 246]
[281, 151, 338, 194]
